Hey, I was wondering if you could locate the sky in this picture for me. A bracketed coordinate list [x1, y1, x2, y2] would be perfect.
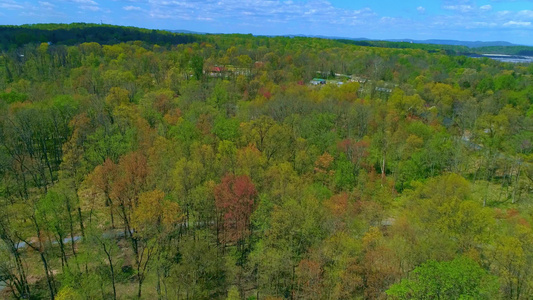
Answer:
[1, 0, 533, 45]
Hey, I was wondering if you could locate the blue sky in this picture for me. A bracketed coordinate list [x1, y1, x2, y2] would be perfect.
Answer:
[2, 0, 533, 44]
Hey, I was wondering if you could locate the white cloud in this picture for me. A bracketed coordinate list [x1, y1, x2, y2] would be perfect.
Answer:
[503, 20, 531, 27]
[380, 16, 401, 25]
[443, 5, 473, 13]
[470, 21, 498, 27]
[480, 5, 492, 11]
[39, 1, 55, 7]
[123, 5, 141, 11]
[0, 1, 24, 9]
[63, 0, 103, 13]
[417, 6, 426, 13]
[517, 10, 533, 18]
[497, 10, 511, 16]
[145, 0, 376, 26]
[80, 5, 101, 11]
[69, 0, 98, 4]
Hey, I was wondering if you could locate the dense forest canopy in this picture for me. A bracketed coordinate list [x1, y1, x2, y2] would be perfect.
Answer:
[0, 23, 197, 50]
[1, 23, 533, 299]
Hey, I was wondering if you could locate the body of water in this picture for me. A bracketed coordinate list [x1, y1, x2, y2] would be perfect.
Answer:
[467, 53, 533, 63]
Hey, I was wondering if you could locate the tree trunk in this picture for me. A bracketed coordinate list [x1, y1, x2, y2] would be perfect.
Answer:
[39, 252, 55, 300]
[56, 230, 68, 271]
[138, 277, 144, 299]
[4, 241, 31, 298]
[157, 268, 162, 300]
[381, 156, 386, 184]
[106, 195, 115, 229]
[512, 162, 521, 204]
[66, 198, 78, 259]
[78, 207, 85, 238]
[27, 216, 55, 300]
[102, 242, 117, 300]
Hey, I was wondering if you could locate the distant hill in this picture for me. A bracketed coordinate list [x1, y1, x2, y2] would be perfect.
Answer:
[284, 34, 370, 41]
[264, 34, 521, 48]
[277, 35, 529, 55]
[386, 39, 518, 48]
[155, 28, 527, 50]
[167, 29, 207, 35]
[334, 39, 471, 53]
[308, 36, 519, 48]
[274, 34, 523, 49]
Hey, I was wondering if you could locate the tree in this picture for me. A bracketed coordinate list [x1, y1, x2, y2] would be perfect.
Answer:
[132, 189, 182, 299]
[241, 116, 293, 163]
[0, 213, 31, 299]
[251, 194, 326, 298]
[488, 219, 533, 300]
[404, 173, 494, 257]
[38, 187, 78, 271]
[314, 152, 335, 188]
[86, 158, 117, 228]
[190, 55, 204, 80]
[110, 151, 149, 239]
[387, 256, 498, 299]
[82, 225, 122, 300]
[173, 156, 204, 226]
[214, 174, 257, 244]
[168, 233, 227, 299]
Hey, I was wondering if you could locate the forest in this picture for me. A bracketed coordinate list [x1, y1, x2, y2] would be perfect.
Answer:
[1, 23, 533, 299]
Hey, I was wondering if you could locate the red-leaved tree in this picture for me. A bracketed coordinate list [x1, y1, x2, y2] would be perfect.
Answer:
[214, 174, 257, 244]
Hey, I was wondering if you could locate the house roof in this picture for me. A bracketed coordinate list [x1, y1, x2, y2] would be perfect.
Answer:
[211, 66, 225, 72]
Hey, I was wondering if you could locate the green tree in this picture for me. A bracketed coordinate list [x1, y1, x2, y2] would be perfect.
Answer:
[387, 256, 498, 299]
[190, 55, 204, 81]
